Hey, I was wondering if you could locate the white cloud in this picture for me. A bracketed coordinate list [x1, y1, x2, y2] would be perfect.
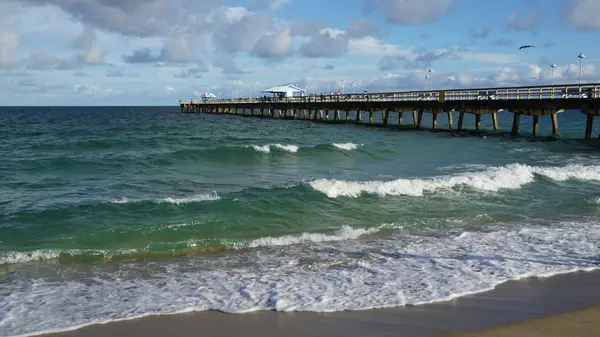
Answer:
[458, 52, 517, 64]
[348, 36, 408, 56]
[252, 29, 293, 58]
[506, 10, 539, 31]
[299, 31, 349, 58]
[0, 29, 19, 67]
[73, 84, 115, 96]
[565, 0, 600, 30]
[83, 45, 106, 64]
[223, 7, 251, 22]
[366, 0, 456, 24]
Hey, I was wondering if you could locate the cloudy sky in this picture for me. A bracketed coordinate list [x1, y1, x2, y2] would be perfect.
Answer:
[0, 0, 598, 105]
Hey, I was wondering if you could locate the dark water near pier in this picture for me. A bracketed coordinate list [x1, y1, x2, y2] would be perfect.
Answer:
[1, 106, 600, 336]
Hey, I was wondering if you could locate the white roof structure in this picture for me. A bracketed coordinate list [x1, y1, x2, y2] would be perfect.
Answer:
[200, 92, 217, 99]
[262, 84, 306, 97]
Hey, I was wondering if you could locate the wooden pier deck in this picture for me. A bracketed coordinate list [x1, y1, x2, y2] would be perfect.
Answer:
[179, 83, 600, 139]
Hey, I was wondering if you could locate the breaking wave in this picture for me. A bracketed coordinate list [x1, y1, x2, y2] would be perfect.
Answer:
[310, 163, 600, 198]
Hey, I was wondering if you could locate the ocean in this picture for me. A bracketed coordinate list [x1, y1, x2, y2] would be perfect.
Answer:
[1, 106, 600, 337]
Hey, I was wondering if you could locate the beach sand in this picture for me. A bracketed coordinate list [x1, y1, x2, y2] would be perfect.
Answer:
[40, 270, 600, 337]
[443, 305, 600, 337]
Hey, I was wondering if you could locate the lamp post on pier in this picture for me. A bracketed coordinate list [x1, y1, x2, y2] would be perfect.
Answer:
[427, 68, 433, 90]
[578, 53, 585, 85]
[550, 64, 557, 85]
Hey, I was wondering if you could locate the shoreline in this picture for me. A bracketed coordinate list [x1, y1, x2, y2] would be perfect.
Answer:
[33, 269, 600, 337]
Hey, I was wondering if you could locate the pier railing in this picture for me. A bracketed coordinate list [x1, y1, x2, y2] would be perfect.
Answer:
[179, 83, 600, 106]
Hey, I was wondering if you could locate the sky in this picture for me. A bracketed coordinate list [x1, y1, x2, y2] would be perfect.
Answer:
[0, 0, 599, 106]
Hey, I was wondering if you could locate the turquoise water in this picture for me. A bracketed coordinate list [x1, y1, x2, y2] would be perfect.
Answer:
[1, 107, 600, 336]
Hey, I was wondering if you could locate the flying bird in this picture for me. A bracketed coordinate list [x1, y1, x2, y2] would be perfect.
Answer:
[519, 45, 535, 50]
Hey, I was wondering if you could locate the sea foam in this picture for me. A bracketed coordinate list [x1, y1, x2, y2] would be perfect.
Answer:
[2, 221, 599, 337]
[246, 144, 299, 153]
[310, 163, 600, 198]
[159, 192, 221, 204]
[106, 192, 221, 205]
[234, 225, 380, 249]
[332, 143, 362, 150]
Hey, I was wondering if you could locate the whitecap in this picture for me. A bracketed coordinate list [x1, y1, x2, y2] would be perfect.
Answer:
[332, 143, 362, 151]
[309, 163, 600, 198]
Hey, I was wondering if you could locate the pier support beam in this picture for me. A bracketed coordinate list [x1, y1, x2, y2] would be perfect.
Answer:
[532, 116, 539, 136]
[345, 110, 349, 121]
[417, 110, 423, 128]
[447, 111, 453, 129]
[492, 112, 499, 131]
[369, 110, 373, 124]
[475, 114, 481, 130]
[432, 113, 438, 129]
[585, 114, 594, 140]
[457, 112, 465, 131]
[398, 111, 403, 125]
[551, 113, 559, 135]
[383, 110, 389, 126]
[356, 110, 361, 123]
[412, 110, 418, 126]
[512, 113, 520, 136]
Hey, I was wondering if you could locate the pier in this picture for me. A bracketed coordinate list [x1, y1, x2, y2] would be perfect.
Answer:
[179, 83, 600, 139]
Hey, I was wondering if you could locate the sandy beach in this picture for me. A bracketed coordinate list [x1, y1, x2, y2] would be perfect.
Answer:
[37, 269, 600, 337]
[444, 305, 600, 337]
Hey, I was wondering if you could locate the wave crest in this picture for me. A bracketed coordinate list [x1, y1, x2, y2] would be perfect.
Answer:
[106, 192, 220, 205]
[332, 143, 362, 150]
[246, 144, 299, 153]
[310, 163, 600, 198]
[0, 225, 383, 266]
[234, 225, 380, 249]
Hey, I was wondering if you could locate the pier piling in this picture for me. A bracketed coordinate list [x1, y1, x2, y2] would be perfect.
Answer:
[512, 113, 521, 136]
[492, 112, 499, 131]
[585, 114, 594, 140]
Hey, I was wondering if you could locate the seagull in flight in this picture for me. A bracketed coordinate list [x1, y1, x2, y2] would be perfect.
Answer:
[519, 45, 535, 50]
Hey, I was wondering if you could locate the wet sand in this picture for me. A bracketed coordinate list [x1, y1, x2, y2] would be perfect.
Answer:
[444, 305, 600, 337]
[40, 270, 600, 337]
